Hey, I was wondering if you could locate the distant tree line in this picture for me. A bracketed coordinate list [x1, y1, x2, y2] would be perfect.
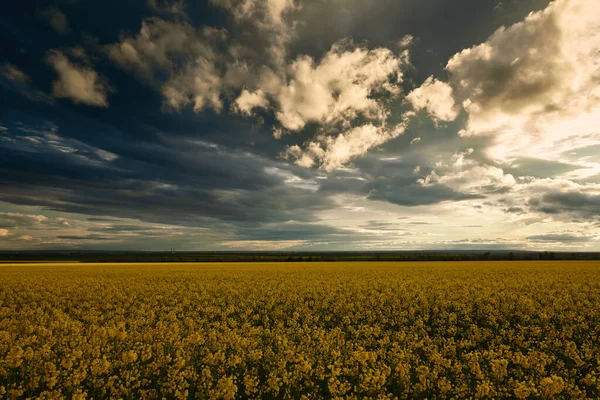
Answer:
[1, 250, 599, 263]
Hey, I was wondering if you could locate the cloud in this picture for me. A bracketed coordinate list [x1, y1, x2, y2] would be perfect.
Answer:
[407, 76, 458, 121]
[0, 208, 226, 250]
[270, 41, 405, 131]
[366, 172, 483, 206]
[359, 220, 406, 233]
[210, 0, 296, 29]
[233, 89, 269, 116]
[255, 40, 411, 171]
[38, 8, 71, 35]
[147, 0, 186, 15]
[368, 182, 483, 206]
[237, 40, 410, 170]
[479, 177, 600, 224]
[219, 239, 306, 250]
[0, 212, 48, 228]
[526, 233, 594, 243]
[0, 127, 335, 227]
[57, 235, 116, 241]
[0, 228, 8, 237]
[0, 123, 118, 164]
[283, 123, 406, 171]
[234, 221, 348, 241]
[503, 207, 525, 214]
[106, 19, 219, 84]
[418, 149, 516, 194]
[2, 64, 30, 84]
[1, 64, 54, 103]
[210, 0, 297, 67]
[106, 19, 409, 169]
[106, 19, 238, 113]
[162, 56, 225, 112]
[46, 51, 112, 107]
[442, 0, 600, 162]
[7, 0, 600, 251]
[525, 181, 600, 221]
[506, 158, 581, 179]
[105, 2, 298, 114]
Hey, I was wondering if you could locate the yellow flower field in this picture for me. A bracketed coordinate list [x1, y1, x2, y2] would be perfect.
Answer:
[1, 261, 599, 399]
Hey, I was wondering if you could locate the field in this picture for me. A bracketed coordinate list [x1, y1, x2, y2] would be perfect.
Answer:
[1, 262, 599, 399]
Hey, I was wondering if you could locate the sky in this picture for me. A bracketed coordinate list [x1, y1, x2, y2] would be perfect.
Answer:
[1, 0, 599, 251]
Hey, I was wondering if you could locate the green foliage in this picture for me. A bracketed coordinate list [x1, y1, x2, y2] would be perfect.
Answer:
[0, 261, 599, 399]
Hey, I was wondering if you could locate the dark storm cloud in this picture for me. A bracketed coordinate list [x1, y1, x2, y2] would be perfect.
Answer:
[0, 164, 331, 227]
[529, 192, 600, 219]
[317, 174, 368, 195]
[57, 235, 116, 241]
[0, 115, 334, 229]
[313, 144, 490, 208]
[38, 7, 71, 36]
[86, 217, 119, 222]
[348, 112, 494, 171]
[316, 135, 496, 208]
[367, 178, 483, 206]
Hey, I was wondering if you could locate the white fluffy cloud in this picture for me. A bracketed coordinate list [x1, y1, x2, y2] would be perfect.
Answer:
[283, 123, 406, 171]
[419, 149, 516, 194]
[400, 0, 600, 230]
[106, 19, 219, 83]
[233, 89, 269, 115]
[262, 41, 409, 171]
[442, 0, 600, 162]
[104, 4, 411, 170]
[162, 58, 225, 112]
[106, 16, 408, 167]
[269, 42, 405, 131]
[46, 51, 112, 107]
[407, 76, 458, 121]
[106, 19, 232, 113]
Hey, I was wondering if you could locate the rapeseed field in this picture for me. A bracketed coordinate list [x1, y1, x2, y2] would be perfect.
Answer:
[1, 261, 599, 399]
